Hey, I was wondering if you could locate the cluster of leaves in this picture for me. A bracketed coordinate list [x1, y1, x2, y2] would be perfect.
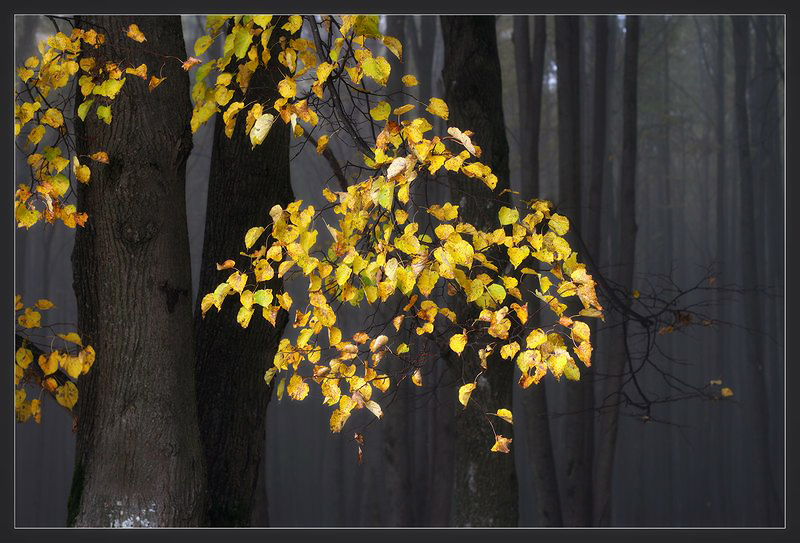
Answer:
[192, 15, 604, 453]
[15, 295, 95, 422]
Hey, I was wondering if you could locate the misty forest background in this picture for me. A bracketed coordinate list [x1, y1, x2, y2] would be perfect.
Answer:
[15, 15, 784, 526]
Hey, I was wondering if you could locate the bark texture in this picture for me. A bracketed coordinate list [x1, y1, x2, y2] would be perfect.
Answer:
[193, 24, 293, 526]
[70, 16, 206, 527]
[440, 15, 518, 527]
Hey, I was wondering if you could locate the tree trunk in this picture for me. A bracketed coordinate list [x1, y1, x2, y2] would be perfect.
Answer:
[555, 15, 591, 527]
[440, 15, 518, 527]
[592, 15, 639, 527]
[193, 23, 293, 526]
[381, 14, 415, 527]
[731, 15, 780, 525]
[69, 16, 206, 527]
[514, 15, 563, 527]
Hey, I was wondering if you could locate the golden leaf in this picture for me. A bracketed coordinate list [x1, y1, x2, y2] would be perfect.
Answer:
[450, 332, 468, 355]
[458, 382, 476, 408]
[426, 97, 449, 120]
[490, 435, 512, 453]
[125, 24, 146, 43]
[496, 408, 513, 424]
[401, 74, 418, 87]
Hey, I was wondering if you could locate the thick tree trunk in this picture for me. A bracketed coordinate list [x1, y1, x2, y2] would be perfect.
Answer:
[731, 16, 780, 526]
[555, 15, 591, 527]
[70, 16, 206, 527]
[193, 23, 293, 526]
[440, 15, 518, 527]
[592, 15, 639, 527]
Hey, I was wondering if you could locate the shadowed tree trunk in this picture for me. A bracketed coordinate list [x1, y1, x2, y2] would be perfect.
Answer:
[381, 14, 415, 527]
[514, 15, 563, 527]
[69, 15, 206, 527]
[731, 15, 780, 526]
[555, 15, 591, 527]
[592, 14, 639, 527]
[193, 20, 293, 526]
[440, 15, 518, 527]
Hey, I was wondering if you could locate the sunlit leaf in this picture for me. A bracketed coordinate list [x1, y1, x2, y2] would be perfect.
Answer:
[125, 23, 146, 42]
[490, 435, 512, 453]
[458, 382, 476, 407]
[426, 97, 449, 120]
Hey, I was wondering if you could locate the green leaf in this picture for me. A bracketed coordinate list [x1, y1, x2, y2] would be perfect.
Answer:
[194, 35, 214, 56]
[96, 105, 112, 125]
[77, 98, 94, 121]
[232, 24, 252, 59]
[352, 15, 380, 37]
[486, 283, 506, 303]
[253, 289, 273, 307]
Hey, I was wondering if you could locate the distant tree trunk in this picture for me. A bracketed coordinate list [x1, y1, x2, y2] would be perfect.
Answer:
[441, 15, 518, 527]
[731, 15, 780, 526]
[514, 15, 563, 527]
[69, 16, 206, 527]
[660, 17, 673, 267]
[381, 14, 415, 528]
[592, 14, 639, 527]
[193, 21, 293, 526]
[555, 15, 591, 527]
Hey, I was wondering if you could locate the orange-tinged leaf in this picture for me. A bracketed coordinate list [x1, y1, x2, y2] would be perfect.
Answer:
[316, 134, 329, 154]
[148, 75, 165, 91]
[216, 259, 235, 270]
[411, 368, 423, 386]
[182, 57, 203, 71]
[458, 382, 476, 407]
[126, 24, 146, 42]
[90, 151, 109, 163]
[401, 74, 418, 87]
[35, 299, 54, 310]
[39, 352, 59, 376]
[721, 387, 734, 398]
[491, 435, 512, 453]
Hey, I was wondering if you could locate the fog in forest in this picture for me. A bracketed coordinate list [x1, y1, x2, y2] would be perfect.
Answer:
[14, 14, 784, 527]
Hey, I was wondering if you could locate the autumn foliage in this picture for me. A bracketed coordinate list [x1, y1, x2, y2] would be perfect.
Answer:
[15, 15, 602, 453]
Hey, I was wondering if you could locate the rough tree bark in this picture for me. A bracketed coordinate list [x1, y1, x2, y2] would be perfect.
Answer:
[69, 16, 206, 527]
[440, 15, 518, 527]
[592, 14, 639, 527]
[193, 21, 293, 526]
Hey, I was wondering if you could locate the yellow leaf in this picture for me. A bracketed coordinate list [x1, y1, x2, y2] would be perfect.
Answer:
[41, 108, 64, 129]
[125, 63, 148, 79]
[500, 342, 520, 360]
[496, 408, 513, 424]
[28, 125, 45, 146]
[35, 299, 54, 310]
[15, 347, 33, 369]
[278, 77, 297, 99]
[381, 35, 403, 60]
[498, 206, 519, 226]
[148, 75, 165, 91]
[276, 377, 286, 400]
[426, 97, 449, 120]
[237, 305, 255, 328]
[393, 104, 415, 116]
[57, 332, 83, 346]
[73, 157, 91, 183]
[411, 368, 423, 386]
[213, 283, 232, 310]
[126, 24, 146, 42]
[401, 74, 418, 87]
[548, 213, 570, 236]
[490, 435, 512, 453]
[18, 308, 41, 328]
[62, 355, 83, 379]
[329, 408, 351, 433]
[288, 373, 310, 400]
[571, 321, 591, 344]
[458, 382, 476, 407]
[370, 101, 391, 121]
[227, 271, 248, 293]
[721, 387, 734, 398]
[55, 381, 78, 409]
[361, 56, 391, 85]
[250, 113, 276, 148]
[526, 329, 547, 349]
[316, 134, 329, 154]
[244, 226, 265, 249]
[282, 15, 303, 34]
